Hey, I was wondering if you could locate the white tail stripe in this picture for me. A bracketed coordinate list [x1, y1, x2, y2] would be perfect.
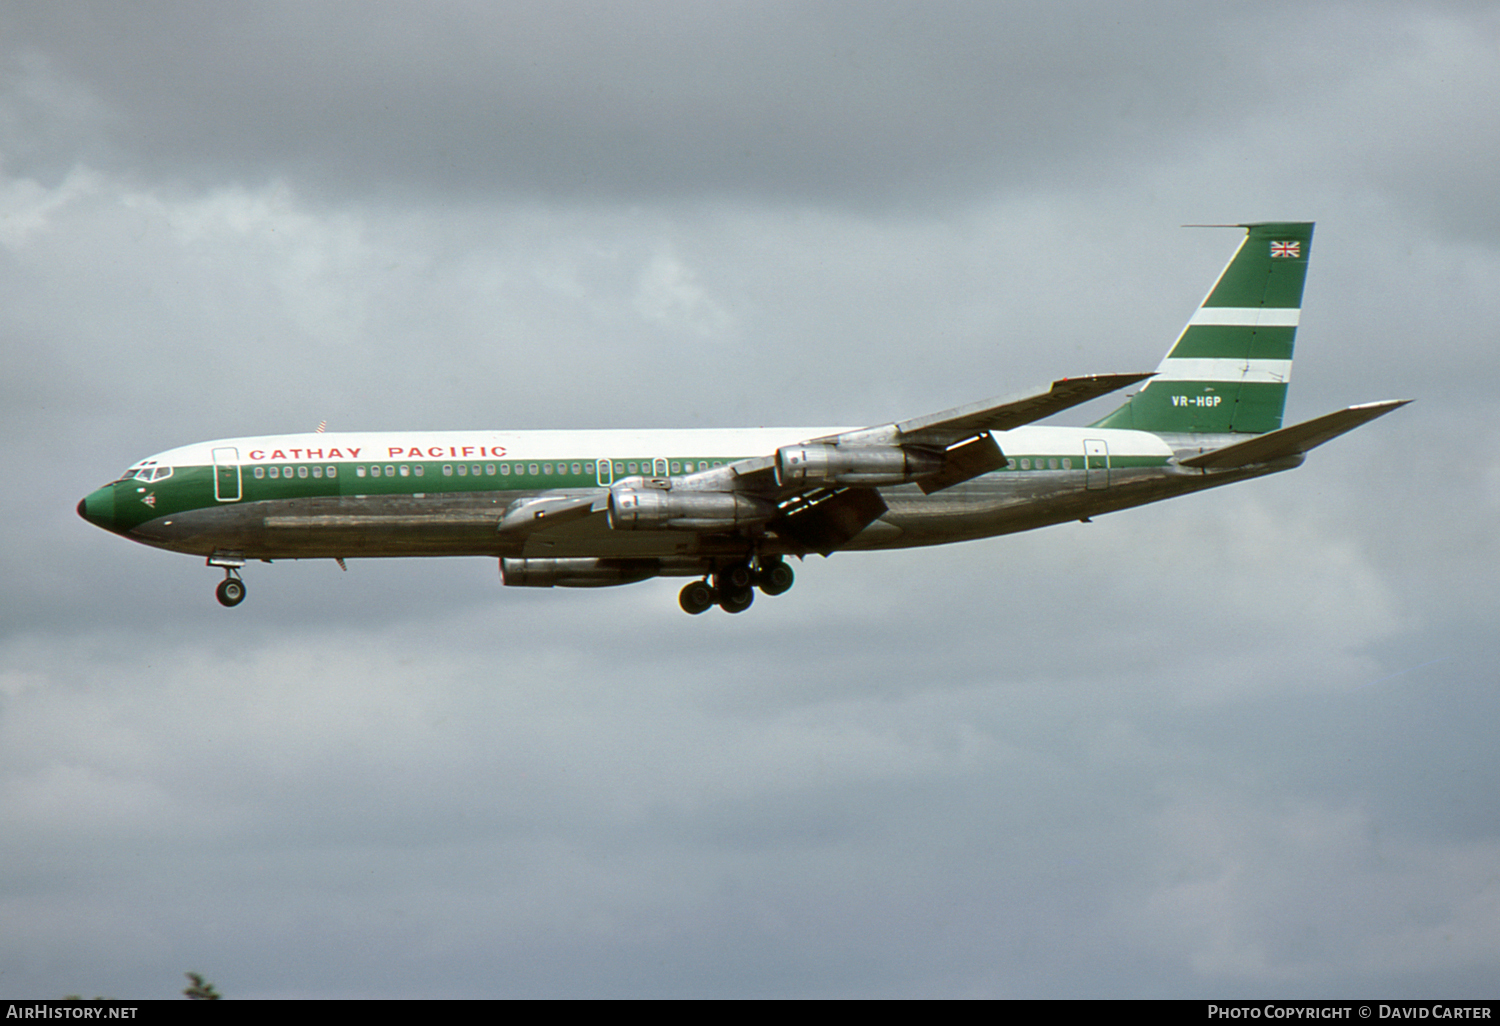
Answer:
[1156, 357, 1293, 383]
[1189, 307, 1301, 327]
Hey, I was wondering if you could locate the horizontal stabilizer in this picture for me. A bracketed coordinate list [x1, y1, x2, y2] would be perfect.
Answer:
[1178, 400, 1411, 470]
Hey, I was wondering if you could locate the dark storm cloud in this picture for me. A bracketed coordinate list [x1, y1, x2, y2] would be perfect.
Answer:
[5, 0, 1284, 203]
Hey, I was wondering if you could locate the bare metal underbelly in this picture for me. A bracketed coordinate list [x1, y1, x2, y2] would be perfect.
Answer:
[131, 493, 519, 558]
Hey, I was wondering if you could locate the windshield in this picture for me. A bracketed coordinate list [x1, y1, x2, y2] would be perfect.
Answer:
[113, 462, 173, 483]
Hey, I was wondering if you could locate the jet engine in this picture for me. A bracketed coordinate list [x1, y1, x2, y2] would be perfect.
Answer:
[607, 488, 776, 531]
[774, 443, 943, 487]
[501, 557, 661, 588]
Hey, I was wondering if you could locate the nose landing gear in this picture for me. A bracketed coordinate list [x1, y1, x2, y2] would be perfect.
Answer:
[216, 576, 245, 607]
[208, 553, 247, 607]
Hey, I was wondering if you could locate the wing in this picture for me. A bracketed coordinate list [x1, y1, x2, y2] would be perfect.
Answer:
[887, 372, 1158, 443]
[662, 372, 1152, 554]
[495, 373, 1151, 557]
[683, 371, 1151, 493]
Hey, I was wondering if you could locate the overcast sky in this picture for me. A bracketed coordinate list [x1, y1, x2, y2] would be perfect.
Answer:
[3, 1, 1498, 999]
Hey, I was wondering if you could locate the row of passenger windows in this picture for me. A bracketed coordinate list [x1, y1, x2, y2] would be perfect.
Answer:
[249, 459, 731, 481]
[253, 465, 338, 479]
[244, 457, 1077, 483]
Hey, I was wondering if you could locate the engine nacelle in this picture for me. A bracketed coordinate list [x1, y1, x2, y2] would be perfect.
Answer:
[501, 557, 660, 588]
[775, 443, 943, 487]
[607, 488, 776, 531]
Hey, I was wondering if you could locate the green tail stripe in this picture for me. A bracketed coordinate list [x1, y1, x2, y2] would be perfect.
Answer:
[1091, 222, 1312, 435]
[1169, 324, 1296, 361]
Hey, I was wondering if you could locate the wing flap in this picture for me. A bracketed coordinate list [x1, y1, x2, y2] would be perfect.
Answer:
[773, 488, 889, 556]
[1178, 400, 1411, 470]
[917, 432, 1008, 495]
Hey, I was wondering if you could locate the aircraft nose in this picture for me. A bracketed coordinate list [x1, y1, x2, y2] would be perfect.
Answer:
[77, 486, 117, 532]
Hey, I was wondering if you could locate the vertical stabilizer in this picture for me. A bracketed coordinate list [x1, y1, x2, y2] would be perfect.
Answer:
[1092, 222, 1313, 435]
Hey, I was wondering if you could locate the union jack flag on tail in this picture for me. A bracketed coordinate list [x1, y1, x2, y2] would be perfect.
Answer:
[1270, 241, 1300, 258]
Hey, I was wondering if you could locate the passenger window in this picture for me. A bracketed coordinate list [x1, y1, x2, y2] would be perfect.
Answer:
[327, 466, 337, 478]
[254, 466, 265, 479]
[500, 464, 510, 476]
[412, 466, 421, 477]
[542, 463, 553, 475]
[399, 465, 410, 477]
[385, 465, 395, 477]
[486, 464, 495, 475]
[298, 466, 309, 478]
[312, 466, 322, 478]
[457, 465, 467, 476]
[356, 466, 366, 478]
[442, 465, 453, 476]
[528, 464, 539, 476]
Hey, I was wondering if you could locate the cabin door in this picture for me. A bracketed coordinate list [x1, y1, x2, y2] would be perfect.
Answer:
[1084, 439, 1110, 491]
[213, 447, 242, 502]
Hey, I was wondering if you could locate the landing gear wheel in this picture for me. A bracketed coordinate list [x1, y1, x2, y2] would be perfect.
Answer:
[679, 580, 716, 615]
[757, 560, 795, 596]
[717, 562, 754, 592]
[216, 577, 245, 607]
[718, 586, 754, 614]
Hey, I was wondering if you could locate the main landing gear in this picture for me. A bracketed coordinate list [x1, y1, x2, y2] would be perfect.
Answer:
[209, 553, 246, 607]
[678, 558, 795, 615]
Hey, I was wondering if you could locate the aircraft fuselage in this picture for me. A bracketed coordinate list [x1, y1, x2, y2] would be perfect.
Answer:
[78, 423, 1285, 564]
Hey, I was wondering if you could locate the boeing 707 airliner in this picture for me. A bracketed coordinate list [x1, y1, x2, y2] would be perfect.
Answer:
[78, 222, 1407, 614]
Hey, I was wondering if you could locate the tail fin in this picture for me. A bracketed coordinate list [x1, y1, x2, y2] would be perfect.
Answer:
[1091, 222, 1313, 435]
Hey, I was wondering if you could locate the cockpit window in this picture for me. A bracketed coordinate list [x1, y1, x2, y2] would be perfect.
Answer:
[117, 461, 173, 483]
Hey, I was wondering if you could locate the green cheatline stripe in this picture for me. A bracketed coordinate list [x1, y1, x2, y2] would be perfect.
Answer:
[998, 453, 1170, 470]
[1168, 325, 1296, 361]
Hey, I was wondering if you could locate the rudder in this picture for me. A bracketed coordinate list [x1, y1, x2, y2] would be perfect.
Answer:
[1092, 222, 1313, 435]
